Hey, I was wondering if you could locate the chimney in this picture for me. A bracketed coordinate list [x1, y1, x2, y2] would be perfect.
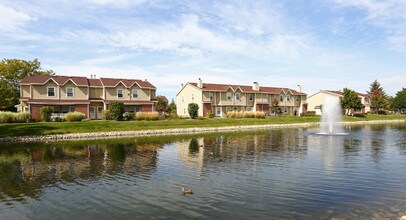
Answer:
[181, 83, 184, 89]
[145, 79, 148, 82]
[297, 85, 301, 92]
[252, 82, 259, 91]
[94, 74, 96, 79]
[91, 74, 93, 79]
[197, 78, 203, 88]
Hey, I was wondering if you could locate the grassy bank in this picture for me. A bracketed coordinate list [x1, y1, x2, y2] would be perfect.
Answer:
[0, 115, 405, 138]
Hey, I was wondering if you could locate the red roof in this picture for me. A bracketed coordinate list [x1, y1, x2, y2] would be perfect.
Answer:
[189, 82, 306, 95]
[20, 75, 156, 89]
[100, 78, 156, 89]
[325, 90, 368, 97]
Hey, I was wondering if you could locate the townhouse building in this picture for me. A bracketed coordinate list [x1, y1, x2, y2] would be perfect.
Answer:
[307, 90, 371, 115]
[19, 75, 157, 120]
[176, 79, 307, 117]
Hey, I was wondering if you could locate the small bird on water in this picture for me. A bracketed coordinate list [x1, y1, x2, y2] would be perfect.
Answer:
[181, 187, 193, 195]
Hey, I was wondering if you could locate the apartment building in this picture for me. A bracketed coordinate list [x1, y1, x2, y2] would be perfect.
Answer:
[176, 79, 307, 117]
[19, 75, 157, 120]
[307, 90, 371, 115]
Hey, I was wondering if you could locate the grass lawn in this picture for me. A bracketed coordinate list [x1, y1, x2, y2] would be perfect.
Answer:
[0, 115, 405, 138]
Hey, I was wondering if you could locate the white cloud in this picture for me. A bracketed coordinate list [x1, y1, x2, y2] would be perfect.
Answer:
[0, 3, 34, 33]
[333, 0, 406, 50]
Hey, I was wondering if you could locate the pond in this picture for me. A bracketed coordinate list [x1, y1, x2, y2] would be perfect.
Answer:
[0, 123, 405, 219]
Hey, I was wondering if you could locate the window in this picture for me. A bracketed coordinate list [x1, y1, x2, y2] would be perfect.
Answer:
[132, 89, 138, 98]
[192, 94, 194, 101]
[280, 95, 284, 102]
[233, 106, 238, 111]
[296, 96, 300, 102]
[117, 89, 123, 98]
[284, 107, 287, 113]
[47, 87, 55, 97]
[66, 87, 74, 97]
[227, 93, 232, 101]
[209, 92, 214, 101]
[287, 95, 290, 102]
[249, 94, 253, 101]
[246, 107, 252, 111]
[24, 106, 29, 112]
[241, 107, 245, 111]
[235, 93, 240, 101]
[226, 106, 232, 112]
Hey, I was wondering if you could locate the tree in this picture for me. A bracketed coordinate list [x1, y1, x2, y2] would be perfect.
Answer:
[271, 97, 281, 116]
[367, 80, 387, 113]
[156, 95, 168, 115]
[393, 87, 406, 112]
[109, 102, 124, 121]
[167, 99, 176, 114]
[340, 88, 364, 115]
[0, 58, 54, 110]
[188, 103, 199, 119]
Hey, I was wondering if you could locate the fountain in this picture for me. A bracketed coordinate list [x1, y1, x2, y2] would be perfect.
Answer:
[317, 96, 348, 136]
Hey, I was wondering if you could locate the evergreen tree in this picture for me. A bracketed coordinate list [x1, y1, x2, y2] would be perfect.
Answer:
[367, 80, 387, 113]
[393, 87, 406, 112]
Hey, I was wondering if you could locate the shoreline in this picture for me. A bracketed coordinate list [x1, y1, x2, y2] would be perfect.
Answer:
[0, 119, 405, 143]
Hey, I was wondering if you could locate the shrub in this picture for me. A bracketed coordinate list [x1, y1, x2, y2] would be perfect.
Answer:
[40, 106, 53, 122]
[0, 111, 14, 123]
[243, 111, 255, 118]
[15, 112, 31, 123]
[207, 111, 215, 118]
[378, 110, 387, 115]
[102, 110, 110, 120]
[197, 116, 205, 120]
[82, 118, 92, 122]
[135, 112, 159, 121]
[301, 111, 316, 116]
[255, 111, 266, 118]
[353, 113, 366, 117]
[109, 102, 124, 121]
[188, 103, 199, 119]
[53, 117, 64, 122]
[64, 112, 86, 122]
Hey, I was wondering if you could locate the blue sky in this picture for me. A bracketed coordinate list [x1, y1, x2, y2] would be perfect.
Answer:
[1, 0, 406, 100]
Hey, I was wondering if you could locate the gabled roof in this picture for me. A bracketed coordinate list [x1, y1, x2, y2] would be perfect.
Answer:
[100, 78, 156, 89]
[325, 90, 368, 98]
[20, 75, 157, 89]
[188, 82, 306, 95]
[20, 75, 89, 86]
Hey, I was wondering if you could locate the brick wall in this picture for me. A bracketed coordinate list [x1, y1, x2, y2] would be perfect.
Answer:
[30, 104, 44, 120]
[141, 104, 153, 112]
[203, 103, 212, 117]
[75, 104, 88, 117]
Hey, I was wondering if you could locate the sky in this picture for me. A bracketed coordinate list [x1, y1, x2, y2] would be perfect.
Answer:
[1, 0, 406, 100]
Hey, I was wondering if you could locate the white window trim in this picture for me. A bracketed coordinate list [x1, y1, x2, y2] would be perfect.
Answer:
[66, 87, 74, 98]
[117, 89, 124, 98]
[209, 92, 214, 101]
[227, 93, 232, 101]
[47, 86, 56, 97]
[132, 89, 138, 98]
[249, 94, 253, 101]
[236, 93, 240, 101]
[286, 95, 290, 102]
[280, 95, 284, 102]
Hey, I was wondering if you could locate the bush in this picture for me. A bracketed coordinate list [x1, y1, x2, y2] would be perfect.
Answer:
[64, 112, 86, 122]
[53, 117, 64, 122]
[225, 111, 265, 119]
[188, 103, 199, 119]
[207, 111, 215, 118]
[378, 110, 387, 115]
[102, 110, 110, 120]
[301, 111, 316, 116]
[109, 102, 124, 121]
[255, 112, 266, 118]
[15, 112, 31, 123]
[82, 118, 91, 122]
[243, 111, 255, 118]
[135, 112, 160, 121]
[353, 113, 366, 117]
[0, 111, 14, 123]
[40, 106, 53, 122]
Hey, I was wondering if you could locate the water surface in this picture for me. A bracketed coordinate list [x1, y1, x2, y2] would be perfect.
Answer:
[0, 123, 405, 219]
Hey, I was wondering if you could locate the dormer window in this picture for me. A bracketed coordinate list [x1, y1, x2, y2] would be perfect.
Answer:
[287, 95, 290, 102]
[296, 96, 300, 102]
[227, 93, 232, 101]
[132, 89, 138, 98]
[280, 95, 284, 102]
[47, 87, 55, 97]
[249, 94, 253, 101]
[66, 87, 74, 98]
[117, 89, 123, 98]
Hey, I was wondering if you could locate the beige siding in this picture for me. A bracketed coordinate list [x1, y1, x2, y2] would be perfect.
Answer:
[307, 92, 340, 112]
[21, 85, 30, 98]
[176, 84, 203, 117]
[105, 84, 127, 100]
[220, 88, 234, 105]
[32, 81, 58, 99]
[202, 91, 211, 102]
[60, 82, 87, 99]
[89, 88, 103, 99]
[150, 90, 156, 100]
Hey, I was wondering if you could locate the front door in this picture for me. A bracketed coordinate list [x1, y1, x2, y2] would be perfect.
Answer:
[89, 106, 96, 119]
[215, 107, 222, 117]
[97, 106, 103, 119]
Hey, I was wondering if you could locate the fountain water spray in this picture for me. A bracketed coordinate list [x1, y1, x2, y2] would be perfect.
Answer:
[317, 97, 348, 135]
